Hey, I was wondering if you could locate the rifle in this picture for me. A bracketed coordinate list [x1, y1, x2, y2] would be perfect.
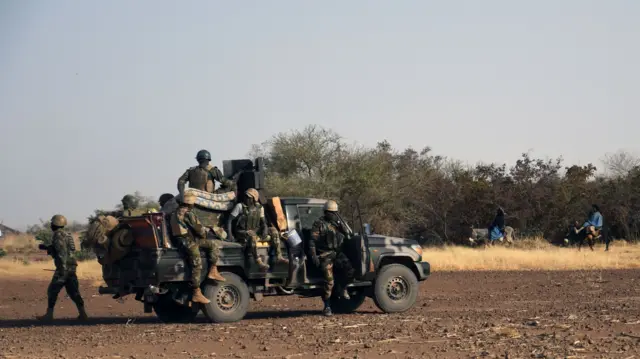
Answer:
[38, 243, 52, 254]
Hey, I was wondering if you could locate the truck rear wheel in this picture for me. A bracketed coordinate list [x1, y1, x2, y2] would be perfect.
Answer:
[153, 293, 199, 323]
[330, 289, 366, 314]
[201, 272, 250, 323]
[372, 264, 418, 313]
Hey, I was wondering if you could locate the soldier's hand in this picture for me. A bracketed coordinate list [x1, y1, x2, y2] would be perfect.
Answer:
[312, 255, 320, 267]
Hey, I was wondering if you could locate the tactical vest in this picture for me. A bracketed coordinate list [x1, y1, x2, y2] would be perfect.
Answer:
[170, 210, 191, 242]
[122, 208, 147, 217]
[52, 229, 78, 269]
[236, 204, 262, 231]
[187, 165, 215, 192]
[316, 219, 343, 251]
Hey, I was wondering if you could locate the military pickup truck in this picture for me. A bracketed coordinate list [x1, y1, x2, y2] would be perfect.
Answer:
[98, 160, 430, 323]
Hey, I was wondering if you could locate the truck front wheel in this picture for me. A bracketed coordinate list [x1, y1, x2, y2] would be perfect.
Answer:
[201, 272, 250, 323]
[372, 264, 418, 313]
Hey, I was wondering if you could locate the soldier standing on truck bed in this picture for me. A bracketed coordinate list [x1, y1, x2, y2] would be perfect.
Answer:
[36, 214, 88, 322]
[309, 200, 355, 317]
[177, 149, 235, 195]
[170, 193, 226, 305]
[226, 188, 273, 271]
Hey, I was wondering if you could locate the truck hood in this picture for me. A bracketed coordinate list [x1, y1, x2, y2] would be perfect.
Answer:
[365, 234, 422, 261]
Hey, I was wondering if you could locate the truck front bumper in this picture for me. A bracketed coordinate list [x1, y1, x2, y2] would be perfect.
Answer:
[414, 260, 431, 280]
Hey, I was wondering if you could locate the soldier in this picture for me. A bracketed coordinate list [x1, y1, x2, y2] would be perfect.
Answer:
[226, 188, 272, 271]
[36, 214, 88, 322]
[110, 194, 147, 218]
[177, 149, 235, 195]
[170, 193, 226, 305]
[309, 200, 355, 316]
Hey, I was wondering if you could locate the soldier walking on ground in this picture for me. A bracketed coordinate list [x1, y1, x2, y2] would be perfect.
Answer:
[227, 188, 273, 271]
[170, 193, 226, 305]
[309, 200, 355, 317]
[37, 215, 88, 322]
[177, 149, 235, 195]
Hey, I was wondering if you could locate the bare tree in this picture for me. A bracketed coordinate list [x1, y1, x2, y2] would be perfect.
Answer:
[602, 150, 640, 177]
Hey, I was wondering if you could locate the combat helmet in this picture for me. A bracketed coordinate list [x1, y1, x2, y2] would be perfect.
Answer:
[323, 200, 338, 212]
[51, 214, 67, 227]
[158, 193, 174, 207]
[245, 188, 260, 201]
[121, 194, 138, 208]
[196, 149, 211, 162]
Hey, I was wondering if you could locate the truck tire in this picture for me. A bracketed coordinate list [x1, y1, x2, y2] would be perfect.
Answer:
[330, 289, 366, 314]
[153, 293, 199, 323]
[372, 264, 418, 313]
[201, 272, 250, 323]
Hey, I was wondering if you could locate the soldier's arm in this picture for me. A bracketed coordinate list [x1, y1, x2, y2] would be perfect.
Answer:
[259, 207, 267, 238]
[52, 232, 68, 273]
[226, 203, 242, 240]
[177, 168, 190, 194]
[186, 212, 207, 239]
[210, 166, 236, 191]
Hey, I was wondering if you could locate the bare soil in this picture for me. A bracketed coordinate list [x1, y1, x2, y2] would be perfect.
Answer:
[1, 270, 639, 359]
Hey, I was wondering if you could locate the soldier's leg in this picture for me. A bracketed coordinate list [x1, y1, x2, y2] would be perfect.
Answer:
[184, 240, 210, 304]
[64, 272, 88, 320]
[199, 238, 225, 282]
[335, 252, 355, 299]
[320, 256, 335, 316]
[37, 273, 65, 321]
[247, 233, 269, 271]
[268, 228, 289, 264]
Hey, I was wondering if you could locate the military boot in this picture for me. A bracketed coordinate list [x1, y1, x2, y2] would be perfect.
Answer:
[207, 266, 226, 282]
[36, 308, 54, 322]
[192, 288, 211, 304]
[322, 300, 333, 317]
[256, 257, 270, 272]
[77, 306, 88, 321]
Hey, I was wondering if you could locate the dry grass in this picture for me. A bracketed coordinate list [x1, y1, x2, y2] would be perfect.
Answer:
[0, 258, 105, 285]
[423, 238, 640, 271]
[0, 233, 81, 254]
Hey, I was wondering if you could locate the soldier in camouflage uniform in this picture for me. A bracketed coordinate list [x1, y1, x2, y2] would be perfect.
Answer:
[110, 194, 147, 218]
[36, 214, 88, 322]
[177, 149, 235, 195]
[170, 193, 226, 305]
[309, 200, 355, 316]
[227, 188, 274, 271]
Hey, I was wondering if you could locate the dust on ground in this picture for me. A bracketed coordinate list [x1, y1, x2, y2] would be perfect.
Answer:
[1, 270, 639, 359]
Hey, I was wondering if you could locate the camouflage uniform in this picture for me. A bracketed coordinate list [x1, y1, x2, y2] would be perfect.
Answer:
[309, 200, 354, 316]
[37, 215, 88, 321]
[112, 194, 146, 218]
[228, 201, 270, 271]
[170, 194, 225, 304]
[177, 150, 234, 195]
[267, 226, 288, 264]
[310, 218, 354, 299]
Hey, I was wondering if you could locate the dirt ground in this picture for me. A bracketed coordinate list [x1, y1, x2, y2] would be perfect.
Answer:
[1, 270, 639, 359]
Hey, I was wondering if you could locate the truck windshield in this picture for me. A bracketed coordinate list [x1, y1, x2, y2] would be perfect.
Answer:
[297, 205, 324, 230]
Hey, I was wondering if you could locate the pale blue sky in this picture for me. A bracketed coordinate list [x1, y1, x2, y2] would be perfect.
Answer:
[1, 1, 638, 229]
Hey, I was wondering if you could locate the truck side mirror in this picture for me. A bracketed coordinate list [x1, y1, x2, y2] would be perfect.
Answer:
[364, 223, 371, 236]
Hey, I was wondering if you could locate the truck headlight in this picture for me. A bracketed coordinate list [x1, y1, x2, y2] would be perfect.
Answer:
[410, 244, 423, 258]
